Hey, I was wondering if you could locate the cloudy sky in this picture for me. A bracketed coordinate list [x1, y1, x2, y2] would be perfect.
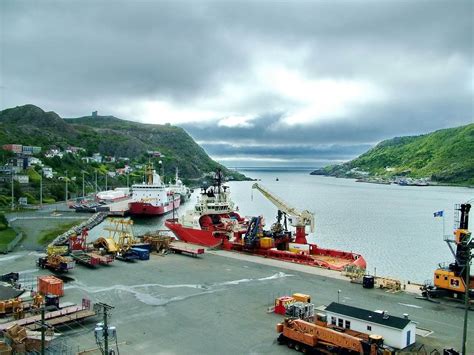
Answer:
[1, 1, 472, 167]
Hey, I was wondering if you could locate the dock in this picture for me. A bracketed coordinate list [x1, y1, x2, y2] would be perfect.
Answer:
[169, 241, 205, 257]
[0, 305, 96, 331]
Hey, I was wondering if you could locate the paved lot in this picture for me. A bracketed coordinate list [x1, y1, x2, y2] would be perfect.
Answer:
[0, 249, 471, 354]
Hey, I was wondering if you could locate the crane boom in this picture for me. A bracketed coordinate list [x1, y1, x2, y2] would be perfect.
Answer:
[252, 183, 314, 233]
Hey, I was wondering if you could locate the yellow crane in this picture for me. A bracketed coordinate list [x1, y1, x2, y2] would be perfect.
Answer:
[252, 183, 314, 244]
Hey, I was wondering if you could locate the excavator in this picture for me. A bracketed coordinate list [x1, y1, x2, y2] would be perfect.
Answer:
[421, 203, 474, 299]
[251, 183, 314, 244]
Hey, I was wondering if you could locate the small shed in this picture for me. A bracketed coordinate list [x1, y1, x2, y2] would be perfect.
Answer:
[324, 302, 416, 349]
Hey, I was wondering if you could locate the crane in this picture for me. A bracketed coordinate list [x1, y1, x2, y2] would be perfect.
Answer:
[252, 183, 314, 244]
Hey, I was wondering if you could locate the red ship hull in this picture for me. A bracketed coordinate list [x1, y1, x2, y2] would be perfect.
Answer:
[130, 196, 181, 216]
[165, 219, 366, 271]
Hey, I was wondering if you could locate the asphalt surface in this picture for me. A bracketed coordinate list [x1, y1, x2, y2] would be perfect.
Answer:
[0, 249, 471, 354]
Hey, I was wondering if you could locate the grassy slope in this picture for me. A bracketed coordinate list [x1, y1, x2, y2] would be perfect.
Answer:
[320, 124, 474, 185]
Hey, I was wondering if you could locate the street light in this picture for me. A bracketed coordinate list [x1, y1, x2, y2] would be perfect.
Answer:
[40, 170, 43, 209]
[65, 170, 68, 202]
[82, 171, 86, 198]
[337, 290, 341, 303]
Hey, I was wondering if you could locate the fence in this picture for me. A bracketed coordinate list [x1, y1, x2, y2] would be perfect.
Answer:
[0, 232, 23, 253]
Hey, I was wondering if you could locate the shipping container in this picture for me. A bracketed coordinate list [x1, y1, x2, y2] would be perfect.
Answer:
[131, 247, 150, 260]
[37, 276, 64, 297]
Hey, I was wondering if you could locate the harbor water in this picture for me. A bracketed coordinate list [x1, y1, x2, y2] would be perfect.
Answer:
[89, 168, 473, 284]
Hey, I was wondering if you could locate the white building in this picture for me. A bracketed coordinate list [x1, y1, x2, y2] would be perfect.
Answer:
[324, 302, 416, 349]
[28, 157, 43, 167]
[13, 175, 29, 184]
[92, 153, 102, 163]
[42, 167, 53, 179]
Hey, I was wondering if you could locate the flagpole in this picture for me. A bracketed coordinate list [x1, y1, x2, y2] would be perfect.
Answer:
[442, 210, 445, 238]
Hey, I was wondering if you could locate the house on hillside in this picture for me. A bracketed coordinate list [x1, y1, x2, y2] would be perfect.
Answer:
[42, 167, 53, 179]
[2, 144, 23, 154]
[324, 302, 416, 349]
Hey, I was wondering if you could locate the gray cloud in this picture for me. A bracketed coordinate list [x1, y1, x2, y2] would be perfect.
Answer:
[1, 0, 472, 166]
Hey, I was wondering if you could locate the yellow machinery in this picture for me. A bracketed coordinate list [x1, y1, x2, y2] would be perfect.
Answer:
[94, 218, 137, 255]
[422, 203, 474, 299]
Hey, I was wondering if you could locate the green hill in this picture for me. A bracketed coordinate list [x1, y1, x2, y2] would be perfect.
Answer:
[311, 124, 474, 186]
[0, 104, 245, 181]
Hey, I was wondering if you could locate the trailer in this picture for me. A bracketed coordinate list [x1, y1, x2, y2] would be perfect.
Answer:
[169, 241, 205, 257]
[37, 256, 75, 272]
[70, 251, 101, 267]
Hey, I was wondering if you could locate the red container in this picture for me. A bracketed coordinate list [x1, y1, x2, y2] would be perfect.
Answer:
[37, 276, 64, 297]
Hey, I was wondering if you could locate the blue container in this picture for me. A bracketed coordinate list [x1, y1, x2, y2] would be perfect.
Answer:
[131, 247, 150, 260]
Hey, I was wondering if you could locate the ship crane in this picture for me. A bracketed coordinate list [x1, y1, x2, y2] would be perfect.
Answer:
[252, 183, 314, 244]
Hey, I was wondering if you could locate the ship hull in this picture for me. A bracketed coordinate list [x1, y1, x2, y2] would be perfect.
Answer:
[164, 219, 366, 271]
[165, 219, 223, 247]
[130, 197, 181, 216]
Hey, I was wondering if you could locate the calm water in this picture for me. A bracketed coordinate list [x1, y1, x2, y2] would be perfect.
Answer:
[90, 168, 473, 283]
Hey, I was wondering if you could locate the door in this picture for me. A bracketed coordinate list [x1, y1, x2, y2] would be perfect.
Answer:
[406, 330, 411, 346]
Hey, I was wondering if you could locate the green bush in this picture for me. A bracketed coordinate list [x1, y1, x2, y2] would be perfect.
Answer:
[0, 213, 7, 230]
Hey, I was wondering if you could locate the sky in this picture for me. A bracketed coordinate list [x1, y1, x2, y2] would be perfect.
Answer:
[1, 0, 472, 168]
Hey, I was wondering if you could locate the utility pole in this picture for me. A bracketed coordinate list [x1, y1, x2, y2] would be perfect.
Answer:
[34, 307, 47, 355]
[40, 171, 43, 209]
[11, 172, 14, 211]
[65, 170, 68, 202]
[82, 171, 85, 198]
[462, 234, 472, 355]
[95, 302, 114, 355]
[41, 307, 45, 355]
[105, 172, 108, 191]
[95, 170, 98, 194]
[126, 172, 129, 188]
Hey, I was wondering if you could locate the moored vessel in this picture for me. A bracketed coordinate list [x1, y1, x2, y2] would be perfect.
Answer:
[129, 164, 180, 216]
[167, 168, 192, 203]
[166, 170, 366, 271]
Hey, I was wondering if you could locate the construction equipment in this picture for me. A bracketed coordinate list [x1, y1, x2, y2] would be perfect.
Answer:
[421, 203, 474, 299]
[276, 317, 387, 354]
[37, 255, 75, 272]
[94, 218, 140, 261]
[252, 183, 314, 244]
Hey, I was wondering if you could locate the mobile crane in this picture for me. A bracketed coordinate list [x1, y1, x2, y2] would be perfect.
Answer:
[422, 203, 473, 299]
[251, 183, 314, 244]
[276, 317, 387, 354]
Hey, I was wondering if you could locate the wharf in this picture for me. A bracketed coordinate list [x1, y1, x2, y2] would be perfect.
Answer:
[105, 198, 131, 216]
[0, 249, 471, 353]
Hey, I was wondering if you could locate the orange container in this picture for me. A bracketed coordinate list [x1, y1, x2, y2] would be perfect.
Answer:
[37, 276, 64, 297]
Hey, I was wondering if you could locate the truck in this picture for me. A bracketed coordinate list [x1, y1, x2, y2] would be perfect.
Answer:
[37, 255, 75, 272]
[276, 317, 388, 354]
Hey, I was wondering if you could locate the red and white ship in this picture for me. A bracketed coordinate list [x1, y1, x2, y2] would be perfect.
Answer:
[129, 165, 180, 216]
[166, 170, 366, 271]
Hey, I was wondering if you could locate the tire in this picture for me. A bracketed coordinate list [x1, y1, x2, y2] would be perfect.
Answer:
[287, 341, 295, 349]
[277, 334, 286, 345]
[295, 343, 301, 352]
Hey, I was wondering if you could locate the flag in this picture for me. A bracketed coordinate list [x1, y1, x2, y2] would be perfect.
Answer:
[433, 210, 444, 218]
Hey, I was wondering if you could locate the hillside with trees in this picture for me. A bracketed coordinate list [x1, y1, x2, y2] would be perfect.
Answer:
[0, 104, 246, 206]
[311, 124, 474, 186]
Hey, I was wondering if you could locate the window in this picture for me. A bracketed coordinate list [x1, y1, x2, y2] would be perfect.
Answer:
[345, 320, 351, 329]
[338, 318, 344, 327]
[331, 317, 336, 325]
[367, 325, 372, 331]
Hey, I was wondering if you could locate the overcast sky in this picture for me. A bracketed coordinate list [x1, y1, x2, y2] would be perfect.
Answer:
[1, 0, 472, 167]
